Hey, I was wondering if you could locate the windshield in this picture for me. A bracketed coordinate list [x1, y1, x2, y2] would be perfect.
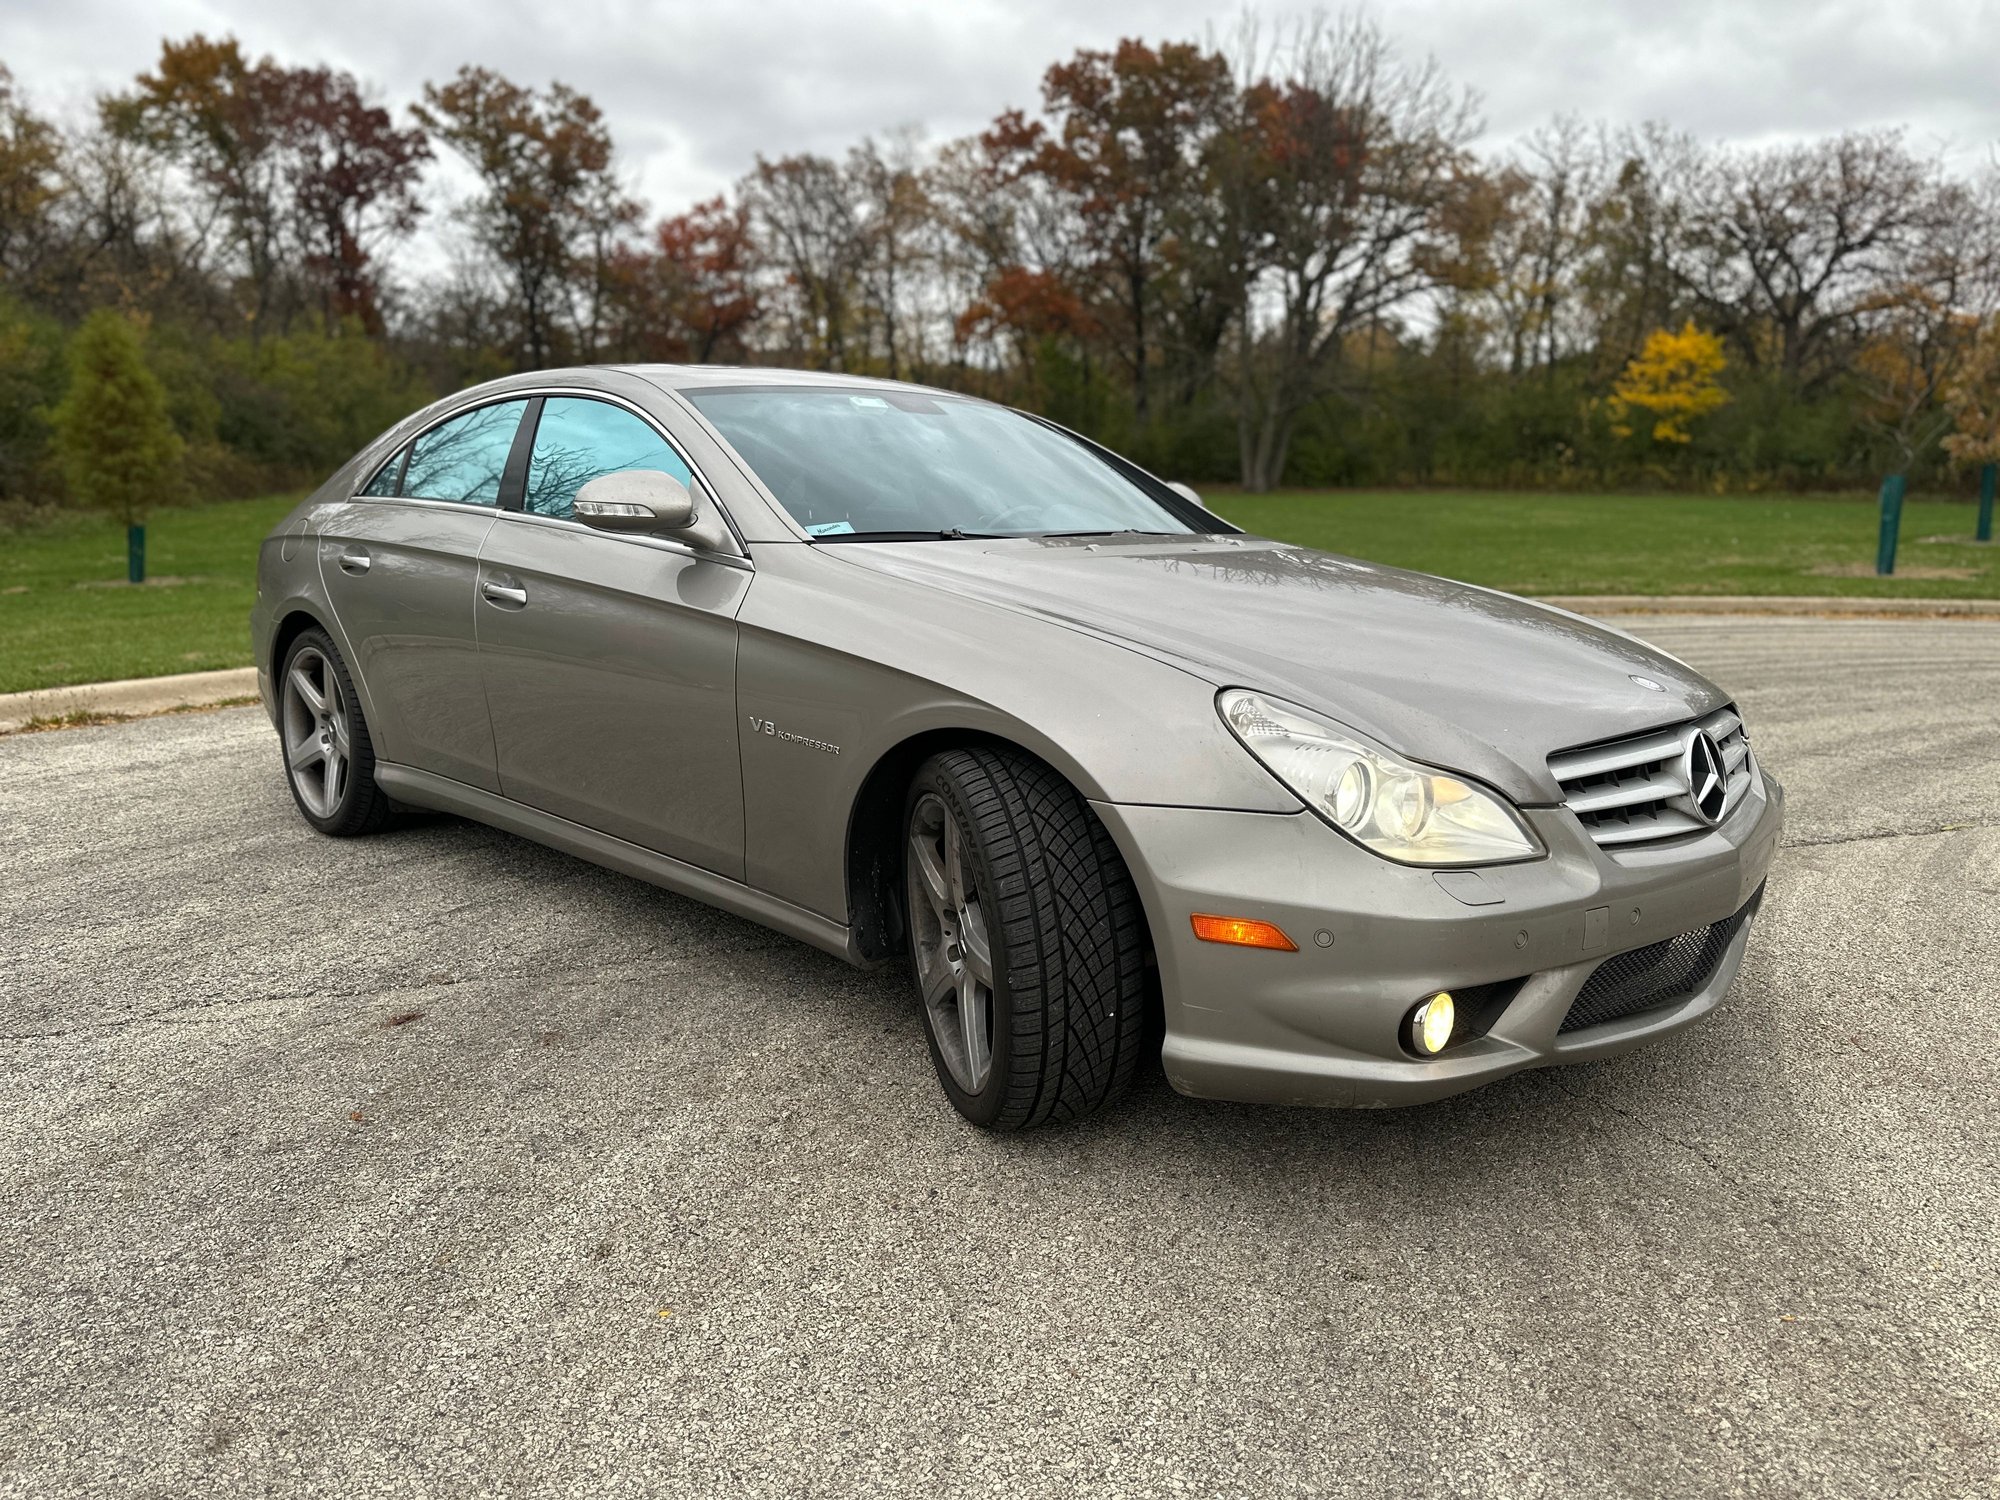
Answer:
[683, 386, 1198, 540]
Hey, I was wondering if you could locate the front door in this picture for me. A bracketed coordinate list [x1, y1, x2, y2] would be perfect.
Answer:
[475, 396, 750, 878]
[316, 398, 531, 792]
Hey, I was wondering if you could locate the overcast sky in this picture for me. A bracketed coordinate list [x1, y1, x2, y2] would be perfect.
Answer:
[9, 0, 2000, 225]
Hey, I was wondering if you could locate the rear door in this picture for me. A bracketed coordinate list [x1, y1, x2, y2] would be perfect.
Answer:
[316, 398, 530, 792]
[475, 394, 750, 878]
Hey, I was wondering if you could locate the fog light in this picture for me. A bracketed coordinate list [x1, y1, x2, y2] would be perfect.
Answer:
[1410, 992, 1456, 1055]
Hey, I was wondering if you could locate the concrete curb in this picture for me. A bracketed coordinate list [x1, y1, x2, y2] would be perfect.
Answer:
[1539, 595, 2000, 619]
[0, 667, 260, 735]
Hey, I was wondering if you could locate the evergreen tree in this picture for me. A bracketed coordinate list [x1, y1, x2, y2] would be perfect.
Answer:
[50, 309, 184, 580]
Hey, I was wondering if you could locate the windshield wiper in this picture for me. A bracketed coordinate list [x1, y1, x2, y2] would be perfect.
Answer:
[809, 527, 1182, 544]
[810, 528, 1000, 542]
[1031, 529, 1179, 539]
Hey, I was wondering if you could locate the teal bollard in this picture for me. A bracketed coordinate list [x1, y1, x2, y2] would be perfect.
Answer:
[1874, 474, 1906, 576]
[1980, 463, 1996, 543]
[127, 523, 146, 585]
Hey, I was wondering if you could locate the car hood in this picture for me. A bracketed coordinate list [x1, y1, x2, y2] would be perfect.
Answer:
[826, 534, 1727, 804]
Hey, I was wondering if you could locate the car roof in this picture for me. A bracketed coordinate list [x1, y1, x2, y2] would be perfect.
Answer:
[464, 368, 956, 402]
[439, 364, 993, 411]
[610, 364, 959, 397]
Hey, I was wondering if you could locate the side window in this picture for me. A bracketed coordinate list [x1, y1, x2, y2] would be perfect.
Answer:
[400, 400, 530, 507]
[357, 444, 407, 497]
[524, 397, 694, 521]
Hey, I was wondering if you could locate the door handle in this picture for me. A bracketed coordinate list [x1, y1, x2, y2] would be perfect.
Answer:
[337, 550, 370, 575]
[481, 580, 528, 607]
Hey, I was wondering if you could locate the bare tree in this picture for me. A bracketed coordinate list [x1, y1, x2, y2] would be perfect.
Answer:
[1222, 15, 1479, 490]
[1576, 122, 1706, 375]
[1489, 115, 1605, 375]
[745, 151, 868, 369]
[1852, 173, 2000, 470]
[0, 66, 66, 288]
[415, 68, 637, 368]
[1679, 129, 1959, 390]
[848, 132, 935, 378]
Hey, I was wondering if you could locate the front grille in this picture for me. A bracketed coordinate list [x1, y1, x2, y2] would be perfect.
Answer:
[1558, 888, 1762, 1034]
[1548, 706, 1754, 848]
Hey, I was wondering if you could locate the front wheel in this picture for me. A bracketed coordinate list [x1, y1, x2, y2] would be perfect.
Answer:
[903, 747, 1150, 1130]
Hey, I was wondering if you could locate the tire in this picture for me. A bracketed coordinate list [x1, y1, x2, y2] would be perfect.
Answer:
[903, 747, 1150, 1130]
[276, 627, 395, 837]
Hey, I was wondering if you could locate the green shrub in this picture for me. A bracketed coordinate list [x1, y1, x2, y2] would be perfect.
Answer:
[0, 294, 68, 506]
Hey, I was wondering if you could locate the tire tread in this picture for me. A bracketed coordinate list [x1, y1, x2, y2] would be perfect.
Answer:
[919, 746, 1149, 1129]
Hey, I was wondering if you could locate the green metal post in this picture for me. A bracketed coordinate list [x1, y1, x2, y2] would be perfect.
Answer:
[127, 524, 146, 585]
[1979, 462, 1996, 543]
[1874, 474, 1906, 576]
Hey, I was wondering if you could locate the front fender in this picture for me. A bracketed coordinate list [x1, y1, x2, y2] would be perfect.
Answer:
[734, 544, 1297, 920]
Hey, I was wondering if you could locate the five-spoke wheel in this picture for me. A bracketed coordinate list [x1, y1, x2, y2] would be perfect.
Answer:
[902, 747, 1151, 1130]
[282, 645, 352, 820]
[277, 627, 393, 836]
[906, 790, 996, 1094]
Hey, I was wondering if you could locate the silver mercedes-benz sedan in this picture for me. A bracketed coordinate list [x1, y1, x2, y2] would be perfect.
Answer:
[251, 365, 1783, 1129]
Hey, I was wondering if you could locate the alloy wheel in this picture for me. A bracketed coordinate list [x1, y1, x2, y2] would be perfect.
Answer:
[906, 791, 995, 1093]
[282, 646, 352, 820]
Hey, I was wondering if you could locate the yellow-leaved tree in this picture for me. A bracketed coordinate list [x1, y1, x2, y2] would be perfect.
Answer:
[1608, 322, 1730, 444]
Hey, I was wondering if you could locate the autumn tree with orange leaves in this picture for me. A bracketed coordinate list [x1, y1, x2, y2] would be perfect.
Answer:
[416, 67, 637, 366]
[104, 35, 428, 337]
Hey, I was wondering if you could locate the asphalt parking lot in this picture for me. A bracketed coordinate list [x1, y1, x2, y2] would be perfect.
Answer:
[2, 616, 1996, 1498]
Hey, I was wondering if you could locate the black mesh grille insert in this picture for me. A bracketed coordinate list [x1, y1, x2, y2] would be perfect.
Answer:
[1559, 888, 1762, 1034]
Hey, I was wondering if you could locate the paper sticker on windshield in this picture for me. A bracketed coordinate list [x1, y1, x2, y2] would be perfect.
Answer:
[848, 396, 890, 410]
[805, 521, 856, 536]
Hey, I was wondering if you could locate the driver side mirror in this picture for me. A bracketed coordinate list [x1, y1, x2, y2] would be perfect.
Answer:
[573, 469, 732, 553]
[574, 469, 694, 532]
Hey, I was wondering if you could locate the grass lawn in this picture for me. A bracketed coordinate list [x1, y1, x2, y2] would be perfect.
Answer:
[0, 495, 300, 695]
[0, 488, 1993, 694]
[1215, 489, 1999, 599]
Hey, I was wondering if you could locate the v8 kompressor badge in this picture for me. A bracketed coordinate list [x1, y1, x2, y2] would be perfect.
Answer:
[747, 717, 841, 755]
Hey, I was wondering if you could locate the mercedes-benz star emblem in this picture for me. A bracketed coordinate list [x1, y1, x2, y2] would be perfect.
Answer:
[1630, 675, 1665, 692]
[1683, 731, 1728, 824]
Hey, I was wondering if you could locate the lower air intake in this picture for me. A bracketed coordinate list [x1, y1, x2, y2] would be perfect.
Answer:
[1559, 888, 1762, 1034]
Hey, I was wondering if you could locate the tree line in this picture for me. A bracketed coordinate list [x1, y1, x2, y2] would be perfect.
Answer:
[6, 17, 2000, 516]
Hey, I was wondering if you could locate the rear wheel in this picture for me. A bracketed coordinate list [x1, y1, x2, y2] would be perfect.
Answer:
[279, 628, 394, 837]
[903, 747, 1150, 1130]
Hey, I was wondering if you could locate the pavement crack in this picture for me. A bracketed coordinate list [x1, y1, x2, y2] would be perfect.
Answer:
[1782, 821, 1997, 851]
[1552, 1076, 1732, 1178]
[0, 982, 390, 1045]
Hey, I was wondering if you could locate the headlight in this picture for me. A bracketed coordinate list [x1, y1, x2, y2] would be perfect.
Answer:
[1219, 690, 1542, 866]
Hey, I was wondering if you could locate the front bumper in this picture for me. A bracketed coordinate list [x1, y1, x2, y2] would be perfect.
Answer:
[1092, 770, 1784, 1109]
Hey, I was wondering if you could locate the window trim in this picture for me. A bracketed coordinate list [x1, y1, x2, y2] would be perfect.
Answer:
[381, 395, 536, 510]
[498, 396, 545, 512]
[352, 387, 743, 559]
[356, 441, 410, 498]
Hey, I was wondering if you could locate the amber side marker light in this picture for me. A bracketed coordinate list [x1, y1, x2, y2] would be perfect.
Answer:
[1190, 914, 1299, 952]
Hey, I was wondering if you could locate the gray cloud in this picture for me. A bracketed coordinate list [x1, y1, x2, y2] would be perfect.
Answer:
[7, 0, 1997, 227]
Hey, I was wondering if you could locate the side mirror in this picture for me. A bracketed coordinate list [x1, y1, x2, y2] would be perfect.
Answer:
[1167, 480, 1204, 506]
[574, 469, 695, 533]
[573, 469, 733, 553]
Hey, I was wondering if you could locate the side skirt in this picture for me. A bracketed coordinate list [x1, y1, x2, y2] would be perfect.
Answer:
[374, 762, 870, 968]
